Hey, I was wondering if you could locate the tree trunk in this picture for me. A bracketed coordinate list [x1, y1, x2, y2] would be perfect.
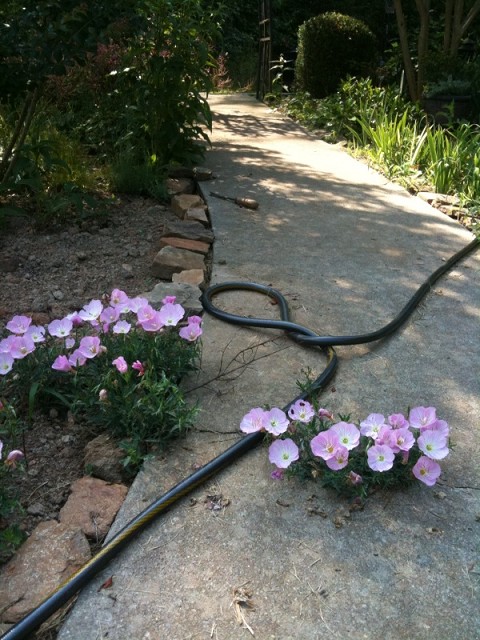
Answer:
[415, 0, 430, 99]
[394, 0, 419, 101]
[0, 87, 41, 184]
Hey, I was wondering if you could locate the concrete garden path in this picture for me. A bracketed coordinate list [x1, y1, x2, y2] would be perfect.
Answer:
[58, 93, 480, 640]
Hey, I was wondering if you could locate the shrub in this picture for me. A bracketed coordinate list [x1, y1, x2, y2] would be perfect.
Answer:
[295, 12, 378, 98]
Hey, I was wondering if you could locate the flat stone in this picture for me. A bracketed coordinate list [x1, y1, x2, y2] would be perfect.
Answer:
[172, 269, 205, 288]
[163, 220, 214, 244]
[171, 194, 205, 219]
[59, 477, 128, 540]
[151, 247, 205, 280]
[0, 521, 90, 623]
[84, 433, 126, 484]
[185, 207, 209, 226]
[166, 177, 195, 195]
[159, 236, 210, 255]
[141, 282, 203, 316]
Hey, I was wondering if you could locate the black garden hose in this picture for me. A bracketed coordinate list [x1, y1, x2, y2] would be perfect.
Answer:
[1, 236, 478, 640]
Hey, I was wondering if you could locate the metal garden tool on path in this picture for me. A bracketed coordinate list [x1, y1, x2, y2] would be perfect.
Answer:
[210, 191, 259, 210]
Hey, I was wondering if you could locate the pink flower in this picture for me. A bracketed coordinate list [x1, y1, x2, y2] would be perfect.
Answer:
[127, 297, 149, 313]
[79, 299, 103, 322]
[0, 353, 14, 375]
[78, 336, 102, 359]
[0, 336, 15, 353]
[409, 406, 437, 430]
[66, 311, 83, 327]
[429, 419, 449, 439]
[388, 413, 409, 429]
[158, 302, 185, 327]
[100, 306, 120, 325]
[65, 337, 75, 350]
[331, 421, 360, 450]
[348, 470, 363, 486]
[132, 360, 145, 376]
[288, 399, 315, 423]
[99, 389, 108, 402]
[112, 356, 128, 373]
[310, 429, 340, 460]
[376, 425, 393, 446]
[268, 438, 299, 469]
[9, 335, 35, 359]
[5, 449, 24, 468]
[412, 456, 441, 486]
[113, 320, 131, 334]
[360, 413, 387, 439]
[52, 355, 73, 372]
[186, 315, 202, 324]
[162, 295, 177, 304]
[6, 315, 32, 334]
[139, 311, 164, 332]
[417, 430, 449, 460]
[271, 468, 285, 480]
[318, 408, 334, 420]
[69, 349, 87, 367]
[367, 444, 395, 472]
[179, 322, 202, 341]
[325, 445, 349, 470]
[110, 289, 130, 306]
[387, 427, 415, 453]
[137, 304, 157, 324]
[263, 408, 289, 436]
[240, 407, 267, 433]
[48, 317, 73, 338]
[26, 325, 46, 343]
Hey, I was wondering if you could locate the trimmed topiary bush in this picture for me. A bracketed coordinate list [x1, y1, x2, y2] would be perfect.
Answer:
[295, 12, 378, 99]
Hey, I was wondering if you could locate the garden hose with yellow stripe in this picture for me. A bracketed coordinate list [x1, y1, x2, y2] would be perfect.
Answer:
[1, 235, 478, 640]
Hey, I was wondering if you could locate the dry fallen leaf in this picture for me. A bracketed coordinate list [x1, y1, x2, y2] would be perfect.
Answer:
[98, 576, 113, 591]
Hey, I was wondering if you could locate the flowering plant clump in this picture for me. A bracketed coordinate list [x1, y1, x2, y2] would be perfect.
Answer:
[240, 400, 450, 497]
[0, 289, 203, 472]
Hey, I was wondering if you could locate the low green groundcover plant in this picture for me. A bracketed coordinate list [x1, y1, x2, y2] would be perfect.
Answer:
[240, 400, 450, 499]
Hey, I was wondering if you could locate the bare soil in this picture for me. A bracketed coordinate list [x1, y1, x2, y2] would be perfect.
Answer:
[0, 196, 176, 557]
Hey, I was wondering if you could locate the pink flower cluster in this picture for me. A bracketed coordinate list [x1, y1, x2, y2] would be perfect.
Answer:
[240, 400, 450, 488]
[0, 290, 203, 376]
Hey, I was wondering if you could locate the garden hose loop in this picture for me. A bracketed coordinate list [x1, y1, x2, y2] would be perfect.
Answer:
[1, 236, 478, 640]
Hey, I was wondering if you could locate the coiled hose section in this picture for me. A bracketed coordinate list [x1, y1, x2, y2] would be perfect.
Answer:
[1, 236, 478, 640]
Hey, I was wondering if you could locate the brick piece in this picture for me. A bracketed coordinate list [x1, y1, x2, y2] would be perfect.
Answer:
[159, 236, 210, 255]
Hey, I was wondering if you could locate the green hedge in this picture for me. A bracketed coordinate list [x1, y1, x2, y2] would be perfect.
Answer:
[295, 11, 378, 98]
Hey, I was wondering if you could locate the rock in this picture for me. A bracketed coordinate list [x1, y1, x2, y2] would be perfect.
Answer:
[185, 207, 209, 227]
[0, 521, 90, 624]
[59, 476, 128, 540]
[122, 263, 134, 278]
[162, 220, 214, 244]
[159, 236, 210, 255]
[53, 289, 64, 301]
[193, 166, 213, 181]
[170, 194, 205, 220]
[151, 247, 205, 280]
[166, 177, 195, 195]
[26, 502, 46, 516]
[146, 204, 167, 216]
[172, 269, 205, 288]
[84, 433, 126, 484]
[141, 282, 204, 316]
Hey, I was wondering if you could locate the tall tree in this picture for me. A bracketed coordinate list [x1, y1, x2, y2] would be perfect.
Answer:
[394, 0, 480, 102]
